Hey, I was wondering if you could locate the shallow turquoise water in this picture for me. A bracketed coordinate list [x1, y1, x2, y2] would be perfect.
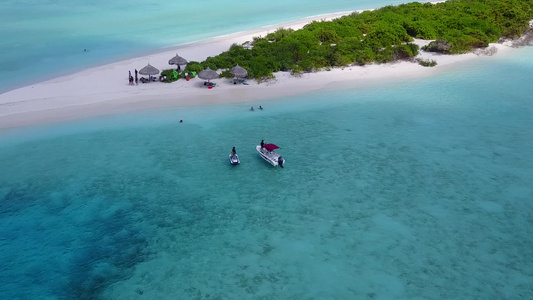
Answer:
[0, 0, 408, 93]
[1, 45, 532, 298]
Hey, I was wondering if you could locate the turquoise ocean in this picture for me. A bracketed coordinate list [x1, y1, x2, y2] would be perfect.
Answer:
[1, 1, 532, 299]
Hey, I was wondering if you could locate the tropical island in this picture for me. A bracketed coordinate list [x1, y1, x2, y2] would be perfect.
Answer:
[1, 0, 532, 129]
[171, 0, 533, 81]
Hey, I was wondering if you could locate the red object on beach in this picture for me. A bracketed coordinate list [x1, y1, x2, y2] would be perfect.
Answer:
[208, 85, 213, 89]
[186, 77, 190, 81]
[263, 144, 280, 151]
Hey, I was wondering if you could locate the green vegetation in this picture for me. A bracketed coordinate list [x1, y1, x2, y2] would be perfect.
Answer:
[160, 69, 180, 82]
[184, 0, 533, 80]
[417, 58, 438, 67]
[183, 62, 203, 76]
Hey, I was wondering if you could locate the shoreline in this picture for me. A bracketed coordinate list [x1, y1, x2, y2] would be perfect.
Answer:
[0, 9, 518, 131]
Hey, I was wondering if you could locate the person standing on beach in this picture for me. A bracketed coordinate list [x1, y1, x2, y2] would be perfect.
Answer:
[135, 69, 138, 85]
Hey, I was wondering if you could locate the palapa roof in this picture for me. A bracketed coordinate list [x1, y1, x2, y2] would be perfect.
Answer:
[230, 64, 248, 78]
[168, 53, 188, 65]
[138, 63, 160, 75]
[198, 68, 219, 80]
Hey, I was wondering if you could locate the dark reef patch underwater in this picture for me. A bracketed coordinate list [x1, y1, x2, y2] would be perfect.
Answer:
[0, 138, 154, 299]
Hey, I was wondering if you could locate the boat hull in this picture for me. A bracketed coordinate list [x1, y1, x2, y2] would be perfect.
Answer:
[229, 154, 240, 165]
[256, 145, 285, 167]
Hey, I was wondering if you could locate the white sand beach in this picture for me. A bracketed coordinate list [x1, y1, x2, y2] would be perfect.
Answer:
[0, 10, 514, 130]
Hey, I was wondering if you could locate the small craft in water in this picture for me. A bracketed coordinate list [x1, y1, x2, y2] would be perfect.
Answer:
[256, 143, 285, 167]
[229, 153, 240, 165]
[229, 147, 240, 165]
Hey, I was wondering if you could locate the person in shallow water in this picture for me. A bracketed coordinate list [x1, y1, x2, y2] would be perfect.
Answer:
[250, 106, 254, 111]
[259, 105, 263, 110]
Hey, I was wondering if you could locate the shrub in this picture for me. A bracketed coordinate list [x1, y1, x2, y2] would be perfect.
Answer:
[183, 61, 203, 77]
[219, 70, 233, 79]
[391, 43, 419, 61]
[266, 28, 295, 42]
[403, 21, 438, 39]
[422, 39, 452, 53]
[160, 69, 180, 82]
[417, 59, 437, 67]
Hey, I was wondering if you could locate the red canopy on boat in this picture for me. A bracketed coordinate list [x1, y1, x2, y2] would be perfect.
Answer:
[263, 143, 280, 151]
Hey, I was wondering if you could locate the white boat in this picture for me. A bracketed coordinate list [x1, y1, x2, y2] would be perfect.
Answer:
[229, 153, 240, 165]
[256, 143, 285, 167]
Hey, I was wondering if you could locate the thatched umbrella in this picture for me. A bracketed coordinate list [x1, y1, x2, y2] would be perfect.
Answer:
[230, 64, 248, 79]
[139, 63, 159, 82]
[198, 67, 219, 83]
[168, 53, 188, 71]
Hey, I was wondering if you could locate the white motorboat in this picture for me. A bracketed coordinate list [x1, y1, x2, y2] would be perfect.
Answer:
[256, 143, 285, 167]
[229, 153, 240, 165]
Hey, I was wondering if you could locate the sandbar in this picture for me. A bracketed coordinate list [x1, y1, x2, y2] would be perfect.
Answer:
[0, 10, 516, 130]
